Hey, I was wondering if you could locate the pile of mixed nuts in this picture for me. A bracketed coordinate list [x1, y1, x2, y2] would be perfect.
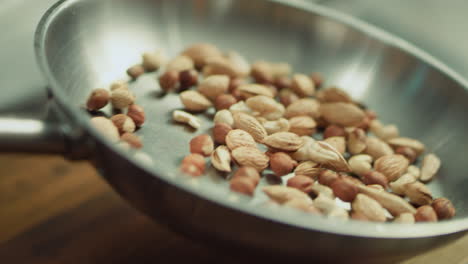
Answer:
[86, 43, 456, 224]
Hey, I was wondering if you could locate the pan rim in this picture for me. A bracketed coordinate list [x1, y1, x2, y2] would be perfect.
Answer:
[34, 0, 468, 239]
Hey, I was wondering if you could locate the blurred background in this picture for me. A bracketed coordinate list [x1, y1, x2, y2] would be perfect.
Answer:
[1, 0, 468, 263]
[1, 0, 467, 115]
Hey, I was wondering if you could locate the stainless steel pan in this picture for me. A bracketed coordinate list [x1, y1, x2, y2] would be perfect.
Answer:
[2, 0, 468, 262]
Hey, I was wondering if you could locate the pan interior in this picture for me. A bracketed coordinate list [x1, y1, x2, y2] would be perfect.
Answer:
[39, 0, 468, 226]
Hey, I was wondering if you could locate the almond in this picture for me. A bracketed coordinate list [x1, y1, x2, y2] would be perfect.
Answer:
[225, 129, 257, 150]
[270, 152, 298, 177]
[90, 117, 120, 143]
[307, 141, 351, 172]
[319, 102, 365, 127]
[245, 95, 285, 120]
[395, 146, 417, 164]
[316, 87, 352, 103]
[231, 146, 269, 172]
[365, 137, 394, 159]
[369, 120, 399, 141]
[229, 101, 253, 115]
[393, 213, 415, 224]
[213, 123, 232, 144]
[230, 177, 257, 196]
[419, 153, 441, 182]
[279, 89, 299, 107]
[214, 109, 234, 126]
[324, 125, 346, 139]
[238, 84, 274, 99]
[263, 185, 313, 204]
[290, 74, 315, 97]
[324, 136, 346, 155]
[86, 89, 110, 111]
[172, 110, 201, 129]
[179, 90, 212, 112]
[374, 154, 409, 181]
[197, 75, 230, 100]
[389, 173, 416, 195]
[287, 175, 315, 193]
[311, 184, 335, 201]
[189, 134, 214, 156]
[347, 128, 367, 155]
[250, 61, 274, 83]
[407, 165, 421, 179]
[166, 55, 194, 72]
[352, 194, 387, 222]
[261, 118, 290, 135]
[262, 132, 304, 152]
[404, 181, 433, 206]
[225, 51, 251, 77]
[181, 43, 222, 68]
[330, 176, 359, 202]
[204, 56, 243, 78]
[211, 145, 232, 172]
[288, 116, 317, 136]
[357, 185, 416, 216]
[387, 137, 425, 155]
[291, 136, 316, 162]
[318, 170, 339, 186]
[361, 171, 389, 188]
[294, 161, 322, 179]
[232, 112, 267, 142]
[284, 98, 320, 119]
[180, 153, 205, 177]
[348, 154, 373, 177]
[283, 199, 321, 214]
[232, 166, 261, 185]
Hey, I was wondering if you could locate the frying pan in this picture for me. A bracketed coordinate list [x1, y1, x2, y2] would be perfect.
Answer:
[2, 0, 468, 262]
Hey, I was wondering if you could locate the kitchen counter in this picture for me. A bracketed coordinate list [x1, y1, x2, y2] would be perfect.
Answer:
[1, 0, 468, 263]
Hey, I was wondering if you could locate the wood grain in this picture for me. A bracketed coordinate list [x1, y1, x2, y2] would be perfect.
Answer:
[0, 154, 466, 264]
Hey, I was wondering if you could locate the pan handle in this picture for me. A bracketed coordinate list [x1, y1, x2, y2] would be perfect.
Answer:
[0, 100, 90, 159]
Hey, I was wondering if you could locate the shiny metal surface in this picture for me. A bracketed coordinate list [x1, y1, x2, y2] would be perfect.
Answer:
[32, 0, 468, 261]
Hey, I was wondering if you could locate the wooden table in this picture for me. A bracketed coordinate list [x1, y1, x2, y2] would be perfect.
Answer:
[1, 154, 467, 264]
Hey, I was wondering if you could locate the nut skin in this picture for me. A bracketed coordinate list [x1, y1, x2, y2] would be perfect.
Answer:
[251, 61, 274, 84]
[330, 176, 359, 202]
[229, 78, 246, 93]
[215, 94, 237, 110]
[287, 175, 314, 193]
[179, 69, 198, 91]
[180, 153, 206, 177]
[415, 205, 438, 222]
[189, 134, 214, 157]
[395, 146, 417, 164]
[120, 132, 143, 149]
[158, 70, 180, 92]
[318, 170, 339, 187]
[230, 176, 257, 196]
[274, 76, 292, 89]
[127, 64, 145, 79]
[323, 125, 346, 139]
[270, 152, 298, 177]
[310, 72, 324, 88]
[431, 198, 456, 220]
[279, 89, 299, 107]
[212, 123, 232, 145]
[86, 89, 110, 111]
[110, 114, 136, 134]
[232, 166, 261, 186]
[361, 171, 389, 188]
[127, 104, 145, 127]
